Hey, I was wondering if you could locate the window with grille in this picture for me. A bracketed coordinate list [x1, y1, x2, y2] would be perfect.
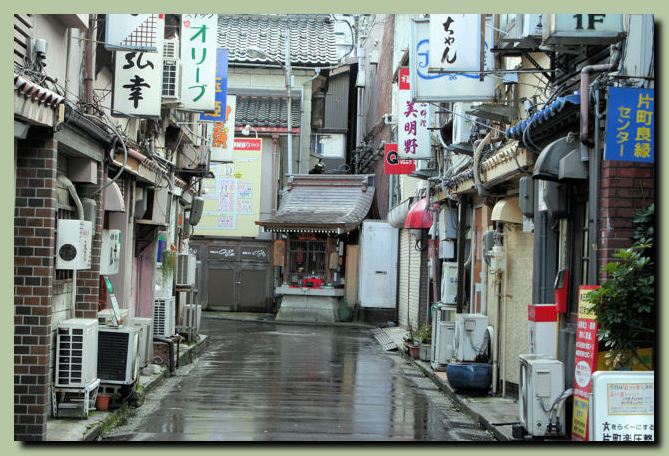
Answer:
[288, 239, 327, 286]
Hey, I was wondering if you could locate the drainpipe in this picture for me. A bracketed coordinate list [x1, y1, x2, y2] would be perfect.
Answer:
[84, 14, 96, 114]
[502, 234, 509, 398]
[271, 134, 280, 215]
[473, 132, 493, 197]
[580, 45, 621, 284]
[64, 28, 72, 99]
[299, 69, 321, 174]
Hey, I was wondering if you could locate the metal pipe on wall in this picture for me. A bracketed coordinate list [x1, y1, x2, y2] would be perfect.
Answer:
[84, 14, 96, 114]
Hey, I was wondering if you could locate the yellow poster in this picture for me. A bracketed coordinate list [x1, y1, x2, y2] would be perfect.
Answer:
[195, 141, 263, 237]
[572, 395, 589, 440]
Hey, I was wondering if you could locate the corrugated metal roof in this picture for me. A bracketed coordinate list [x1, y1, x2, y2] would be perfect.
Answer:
[217, 14, 338, 67]
[257, 175, 375, 233]
[235, 95, 301, 128]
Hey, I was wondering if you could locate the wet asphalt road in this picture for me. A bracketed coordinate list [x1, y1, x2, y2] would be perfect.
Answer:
[104, 317, 495, 441]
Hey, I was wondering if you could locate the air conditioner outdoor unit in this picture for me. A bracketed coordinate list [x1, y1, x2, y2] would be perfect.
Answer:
[180, 303, 202, 334]
[100, 229, 122, 275]
[55, 319, 99, 388]
[56, 219, 93, 270]
[518, 354, 566, 437]
[431, 304, 456, 370]
[153, 296, 176, 337]
[128, 317, 154, 368]
[176, 253, 197, 287]
[177, 143, 211, 171]
[453, 313, 489, 362]
[97, 326, 140, 385]
[97, 308, 129, 327]
[162, 38, 181, 103]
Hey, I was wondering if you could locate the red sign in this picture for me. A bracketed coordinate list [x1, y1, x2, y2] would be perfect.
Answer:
[399, 67, 410, 90]
[571, 285, 600, 441]
[384, 143, 416, 175]
[233, 138, 262, 151]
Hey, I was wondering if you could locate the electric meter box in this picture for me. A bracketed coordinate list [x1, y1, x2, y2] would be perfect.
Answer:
[542, 14, 625, 46]
[56, 219, 93, 270]
[100, 229, 122, 275]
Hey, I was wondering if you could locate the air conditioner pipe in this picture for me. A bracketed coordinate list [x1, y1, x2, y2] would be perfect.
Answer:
[154, 335, 176, 376]
[473, 132, 493, 197]
[548, 388, 573, 434]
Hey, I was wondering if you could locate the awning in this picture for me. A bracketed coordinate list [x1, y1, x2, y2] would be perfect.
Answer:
[404, 197, 433, 229]
[491, 197, 522, 225]
[388, 197, 414, 228]
[256, 175, 375, 234]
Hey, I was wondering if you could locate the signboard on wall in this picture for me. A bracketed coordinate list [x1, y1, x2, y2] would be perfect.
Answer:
[428, 14, 482, 73]
[410, 18, 495, 102]
[196, 138, 263, 237]
[604, 87, 654, 163]
[180, 14, 218, 112]
[572, 285, 600, 441]
[199, 48, 229, 122]
[397, 68, 431, 160]
[112, 23, 164, 118]
[384, 143, 416, 175]
[105, 14, 164, 52]
[209, 95, 236, 162]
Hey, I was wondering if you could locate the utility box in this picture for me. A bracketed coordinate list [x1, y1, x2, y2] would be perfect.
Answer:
[528, 304, 558, 359]
[56, 219, 93, 270]
[440, 262, 458, 304]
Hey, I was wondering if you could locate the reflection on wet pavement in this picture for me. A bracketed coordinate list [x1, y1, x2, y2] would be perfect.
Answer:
[113, 318, 494, 441]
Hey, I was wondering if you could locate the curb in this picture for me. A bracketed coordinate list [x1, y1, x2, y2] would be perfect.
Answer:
[398, 347, 512, 442]
[80, 336, 209, 441]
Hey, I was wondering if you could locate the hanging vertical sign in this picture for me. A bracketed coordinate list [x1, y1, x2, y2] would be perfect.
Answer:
[397, 67, 431, 160]
[105, 14, 164, 52]
[209, 95, 236, 162]
[571, 285, 601, 441]
[112, 23, 164, 118]
[384, 143, 416, 175]
[200, 48, 229, 122]
[604, 87, 654, 163]
[428, 14, 482, 73]
[410, 18, 495, 102]
[180, 14, 218, 112]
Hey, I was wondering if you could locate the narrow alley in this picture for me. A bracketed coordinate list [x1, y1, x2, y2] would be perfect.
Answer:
[102, 318, 494, 441]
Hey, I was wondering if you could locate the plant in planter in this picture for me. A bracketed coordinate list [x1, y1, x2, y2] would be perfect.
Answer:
[590, 204, 654, 370]
[161, 250, 177, 283]
[417, 324, 432, 361]
[404, 329, 420, 359]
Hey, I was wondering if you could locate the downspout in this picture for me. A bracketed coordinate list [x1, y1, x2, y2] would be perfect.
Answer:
[580, 45, 621, 283]
[299, 69, 321, 174]
[502, 233, 509, 398]
[473, 132, 493, 197]
[271, 134, 280, 215]
[64, 28, 72, 99]
[84, 14, 96, 114]
[456, 197, 469, 314]
[58, 175, 84, 318]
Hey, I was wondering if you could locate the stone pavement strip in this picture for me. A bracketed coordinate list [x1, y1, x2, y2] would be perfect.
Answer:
[380, 326, 519, 441]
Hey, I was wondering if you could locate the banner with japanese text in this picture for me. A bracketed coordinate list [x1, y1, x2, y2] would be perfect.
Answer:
[199, 48, 229, 122]
[604, 87, 654, 163]
[105, 14, 164, 52]
[572, 285, 600, 441]
[384, 143, 416, 175]
[410, 18, 494, 102]
[181, 14, 218, 112]
[196, 138, 263, 237]
[397, 67, 431, 160]
[428, 14, 482, 73]
[112, 21, 164, 118]
[209, 95, 236, 162]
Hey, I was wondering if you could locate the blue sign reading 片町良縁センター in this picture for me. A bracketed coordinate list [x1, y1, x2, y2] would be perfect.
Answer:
[605, 87, 654, 163]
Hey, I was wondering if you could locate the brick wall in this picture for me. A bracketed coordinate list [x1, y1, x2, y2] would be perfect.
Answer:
[14, 129, 57, 441]
[599, 162, 655, 280]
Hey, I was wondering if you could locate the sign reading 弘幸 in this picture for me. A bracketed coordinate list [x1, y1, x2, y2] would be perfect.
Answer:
[604, 87, 654, 163]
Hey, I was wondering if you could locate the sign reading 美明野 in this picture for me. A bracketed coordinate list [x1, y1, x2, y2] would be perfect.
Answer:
[571, 285, 600, 441]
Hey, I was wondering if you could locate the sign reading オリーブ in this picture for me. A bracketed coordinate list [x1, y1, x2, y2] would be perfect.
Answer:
[180, 14, 218, 112]
[605, 87, 654, 163]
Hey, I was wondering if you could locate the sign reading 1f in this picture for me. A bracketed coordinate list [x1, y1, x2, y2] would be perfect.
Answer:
[572, 14, 607, 30]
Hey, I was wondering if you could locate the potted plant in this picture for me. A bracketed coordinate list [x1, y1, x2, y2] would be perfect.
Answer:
[590, 204, 654, 371]
[404, 329, 420, 359]
[161, 249, 177, 282]
[417, 323, 432, 361]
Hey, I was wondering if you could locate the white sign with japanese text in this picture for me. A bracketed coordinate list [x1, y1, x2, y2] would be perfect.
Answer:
[180, 14, 219, 112]
[105, 14, 164, 52]
[209, 95, 236, 162]
[591, 371, 654, 442]
[397, 67, 431, 160]
[428, 14, 482, 73]
[112, 24, 164, 118]
[410, 18, 495, 102]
